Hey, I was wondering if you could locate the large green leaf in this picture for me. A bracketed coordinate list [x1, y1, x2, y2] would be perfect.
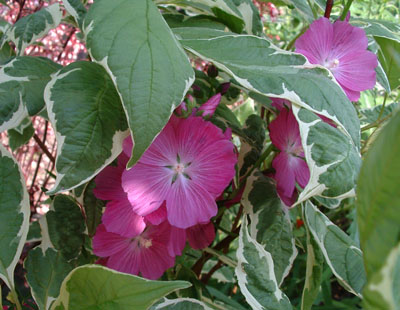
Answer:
[50, 265, 191, 310]
[44, 61, 128, 194]
[375, 37, 400, 91]
[0, 3, 62, 55]
[0, 144, 30, 289]
[236, 216, 292, 310]
[304, 201, 366, 297]
[175, 27, 361, 204]
[351, 18, 400, 44]
[83, 0, 194, 167]
[46, 195, 86, 260]
[7, 117, 34, 151]
[25, 247, 74, 310]
[241, 171, 297, 285]
[0, 56, 61, 132]
[357, 110, 400, 309]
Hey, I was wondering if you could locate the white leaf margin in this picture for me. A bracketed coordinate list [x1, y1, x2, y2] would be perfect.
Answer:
[44, 68, 129, 194]
[154, 298, 212, 309]
[0, 144, 30, 289]
[236, 216, 288, 310]
[2, 3, 62, 55]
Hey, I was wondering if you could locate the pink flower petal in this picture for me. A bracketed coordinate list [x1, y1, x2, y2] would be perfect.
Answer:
[92, 224, 129, 257]
[102, 200, 146, 238]
[295, 17, 333, 64]
[122, 163, 173, 216]
[187, 222, 215, 250]
[168, 226, 186, 256]
[198, 93, 221, 117]
[139, 243, 175, 280]
[272, 152, 296, 198]
[145, 203, 167, 225]
[166, 176, 218, 229]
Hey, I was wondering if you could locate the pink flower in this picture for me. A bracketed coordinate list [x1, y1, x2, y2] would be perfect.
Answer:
[269, 107, 310, 206]
[92, 222, 175, 280]
[94, 153, 146, 238]
[295, 17, 377, 101]
[122, 115, 237, 229]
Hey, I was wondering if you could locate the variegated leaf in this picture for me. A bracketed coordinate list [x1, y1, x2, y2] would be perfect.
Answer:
[241, 171, 297, 285]
[236, 216, 292, 310]
[0, 144, 30, 290]
[1, 3, 62, 55]
[51, 265, 191, 310]
[62, 0, 87, 29]
[150, 298, 212, 310]
[0, 56, 61, 132]
[44, 61, 128, 194]
[304, 201, 366, 297]
[83, 0, 194, 167]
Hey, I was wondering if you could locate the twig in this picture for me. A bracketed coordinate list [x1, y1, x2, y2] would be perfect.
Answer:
[56, 28, 76, 62]
[15, 0, 26, 22]
[324, 0, 334, 18]
[33, 133, 55, 164]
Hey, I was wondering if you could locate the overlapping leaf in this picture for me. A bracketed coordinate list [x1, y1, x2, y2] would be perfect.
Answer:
[0, 144, 30, 290]
[236, 216, 292, 310]
[83, 0, 194, 167]
[241, 171, 297, 285]
[175, 27, 361, 204]
[0, 3, 62, 55]
[357, 110, 400, 309]
[50, 265, 191, 310]
[44, 61, 128, 193]
[0, 56, 60, 132]
[304, 201, 366, 297]
[25, 247, 74, 310]
[62, 0, 87, 29]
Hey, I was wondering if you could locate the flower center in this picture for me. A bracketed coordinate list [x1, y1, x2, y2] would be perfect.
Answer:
[138, 237, 152, 249]
[174, 163, 185, 174]
[325, 58, 340, 69]
[166, 154, 192, 183]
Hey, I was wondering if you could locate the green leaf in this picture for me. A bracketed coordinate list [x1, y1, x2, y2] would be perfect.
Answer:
[27, 220, 42, 243]
[230, 0, 263, 35]
[61, 0, 87, 29]
[7, 117, 34, 151]
[293, 107, 361, 204]
[237, 115, 265, 176]
[301, 205, 324, 310]
[0, 40, 14, 65]
[375, 36, 400, 91]
[50, 265, 191, 310]
[280, 0, 314, 23]
[242, 171, 297, 285]
[357, 110, 400, 309]
[82, 180, 104, 237]
[0, 144, 30, 290]
[1, 3, 62, 55]
[163, 14, 226, 30]
[83, 0, 194, 167]
[150, 298, 212, 309]
[236, 216, 292, 310]
[351, 18, 400, 44]
[44, 61, 128, 194]
[304, 201, 366, 297]
[25, 247, 74, 310]
[360, 102, 399, 125]
[46, 195, 86, 260]
[0, 56, 61, 132]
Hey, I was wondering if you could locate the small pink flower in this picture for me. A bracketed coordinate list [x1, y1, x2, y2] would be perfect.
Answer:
[93, 222, 175, 280]
[122, 115, 237, 229]
[295, 17, 377, 101]
[269, 107, 310, 206]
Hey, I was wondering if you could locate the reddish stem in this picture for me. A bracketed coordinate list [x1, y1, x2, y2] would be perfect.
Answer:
[324, 0, 334, 18]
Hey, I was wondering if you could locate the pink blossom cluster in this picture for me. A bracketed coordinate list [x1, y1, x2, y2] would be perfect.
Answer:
[93, 97, 237, 279]
[268, 16, 377, 206]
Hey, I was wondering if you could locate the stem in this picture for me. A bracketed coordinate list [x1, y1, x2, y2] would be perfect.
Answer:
[10, 286, 22, 310]
[286, 26, 308, 51]
[56, 28, 76, 62]
[33, 133, 55, 164]
[324, 0, 334, 18]
[340, 0, 354, 20]
[15, 0, 26, 22]
[377, 92, 388, 121]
